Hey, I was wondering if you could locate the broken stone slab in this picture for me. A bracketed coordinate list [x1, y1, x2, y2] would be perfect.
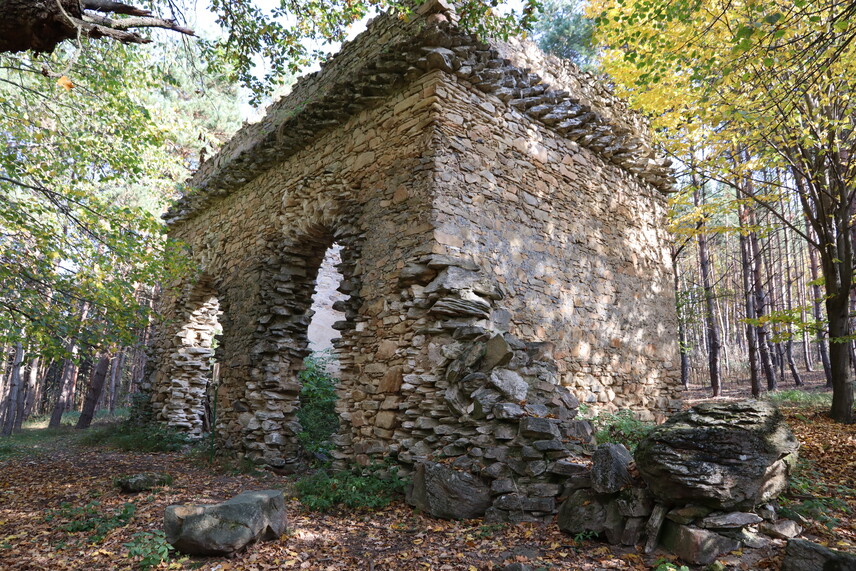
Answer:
[562, 419, 596, 445]
[602, 499, 626, 545]
[470, 387, 502, 419]
[591, 443, 633, 494]
[494, 402, 525, 419]
[548, 460, 589, 477]
[644, 504, 669, 554]
[406, 461, 491, 520]
[781, 538, 856, 571]
[722, 527, 771, 549]
[430, 296, 491, 318]
[489, 369, 528, 401]
[164, 490, 287, 556]
[666, 504, 712, 525]
[659, 521, 741, 566]
[635, 400, 799, 510]
[563, 473, 592, 491]
[116, 472, 172, 493]
[519, 417, 560, 439]
[621, 516, 646, 546]
[759, 519, 803, 539]
[699, 511, 763, 529]
[481, 334, 513, 370]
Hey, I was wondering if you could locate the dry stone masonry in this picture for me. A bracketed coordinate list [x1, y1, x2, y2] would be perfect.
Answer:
[146, 0, 681, 520]
[559, 401, 803, 565]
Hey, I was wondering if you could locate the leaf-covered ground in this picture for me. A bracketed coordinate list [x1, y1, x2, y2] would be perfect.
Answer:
[0, 396, 853, 571]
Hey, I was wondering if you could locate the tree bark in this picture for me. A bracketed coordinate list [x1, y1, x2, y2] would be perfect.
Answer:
[76, 354, 110, 429]
[694, 186, 722, 396]
[1, 343, 24, 437]
[747, 205, 778, 391]
[806, 218, 833, 385]
[671, 245, 690, 387]
[49, 301, 90, 428]
[0, 0, 193, 54]
[16, 356, 40, 431]
[739, 206, 762, 398]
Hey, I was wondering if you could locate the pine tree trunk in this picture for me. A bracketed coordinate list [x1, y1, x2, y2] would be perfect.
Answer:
[48, 301, 90, 428]
[76, 354, 110, 429]
[107, 351, 125, 413]
[695, 187, 722, 396]
[748, 212, 778, 391]
[739, 208, 762, 398]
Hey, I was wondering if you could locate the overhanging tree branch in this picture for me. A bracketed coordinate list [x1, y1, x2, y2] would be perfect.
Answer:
[0, 0, 194, 54]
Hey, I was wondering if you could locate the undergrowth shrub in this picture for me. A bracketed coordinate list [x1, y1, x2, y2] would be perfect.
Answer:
[782, 457, 853, 529]
[125, 530, 175, 570]
[295, 462, 406, 512]
[45, 501, 136, 543]
[591, 409, 653, 451]
[297, 352, 340, 457]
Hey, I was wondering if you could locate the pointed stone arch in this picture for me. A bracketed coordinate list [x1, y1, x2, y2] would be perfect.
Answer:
[211, 210, 366, 469]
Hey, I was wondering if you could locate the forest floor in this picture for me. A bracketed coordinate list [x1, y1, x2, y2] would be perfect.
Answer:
[0, 383, 853, 571]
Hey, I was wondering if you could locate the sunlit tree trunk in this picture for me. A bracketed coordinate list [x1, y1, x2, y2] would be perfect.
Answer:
[671, 245, 690, 387]
[1, 342, 24, 436]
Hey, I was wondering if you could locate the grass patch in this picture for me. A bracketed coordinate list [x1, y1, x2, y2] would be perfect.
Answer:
[80, 421, 191, 453]
[295, 463, 406, 512]
[766, 389, 833, 408]
[0, 426, 88, 459]
[23, 408, 129, 429]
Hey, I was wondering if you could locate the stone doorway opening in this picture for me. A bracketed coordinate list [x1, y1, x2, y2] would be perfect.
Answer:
[285, 228, 360, 463]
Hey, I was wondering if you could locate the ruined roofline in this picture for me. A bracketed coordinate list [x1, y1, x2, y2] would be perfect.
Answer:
[164, 3, 675, 225]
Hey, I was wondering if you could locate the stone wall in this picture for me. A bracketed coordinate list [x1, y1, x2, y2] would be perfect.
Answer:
[146, 1, 681, 519]
[429, 74, 680, 414]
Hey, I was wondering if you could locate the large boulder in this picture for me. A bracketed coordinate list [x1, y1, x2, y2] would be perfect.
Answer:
[634, 401, 799, 510]
[164, 490, 287, 555]
[406, 462, 491, 519]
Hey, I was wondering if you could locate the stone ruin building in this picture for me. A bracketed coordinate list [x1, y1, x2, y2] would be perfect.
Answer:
[145, 0, 682, 521]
